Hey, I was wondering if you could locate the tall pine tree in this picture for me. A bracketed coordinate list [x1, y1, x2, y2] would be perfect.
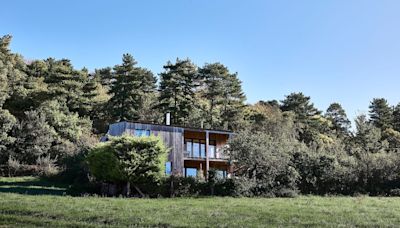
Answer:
[158, 58, 198, 125]
[325, 102, 351, 137]
[369, 98, 393, 130]
[108, 54, 156, 122]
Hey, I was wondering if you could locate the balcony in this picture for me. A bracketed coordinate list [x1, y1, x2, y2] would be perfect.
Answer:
[183, 149, 228, 160]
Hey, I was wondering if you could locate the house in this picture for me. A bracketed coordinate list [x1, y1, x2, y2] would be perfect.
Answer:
[103, 120, 233, 179]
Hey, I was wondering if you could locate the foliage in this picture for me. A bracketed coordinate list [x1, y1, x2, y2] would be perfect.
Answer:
[87, 135, 168, 193]
[228, 130, 300, 196]
[107, 54, 157, 122]
[158, 58, 198, 126]
[35, 155, 59, 177]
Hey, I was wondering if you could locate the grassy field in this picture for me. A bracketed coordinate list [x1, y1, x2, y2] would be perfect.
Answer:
[1, 177, 400, 227]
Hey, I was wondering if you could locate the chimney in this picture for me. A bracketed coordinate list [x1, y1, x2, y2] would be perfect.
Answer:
[166, 113, 171, 126]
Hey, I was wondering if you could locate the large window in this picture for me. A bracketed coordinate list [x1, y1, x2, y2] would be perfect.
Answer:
[165, 162, 172, 175]
[185, 168, 197, 177]
[193, 140, 200, 157]
[209, 140, 216, 158]
[185, 139, 216, 158]
[135, 129, 150, 137]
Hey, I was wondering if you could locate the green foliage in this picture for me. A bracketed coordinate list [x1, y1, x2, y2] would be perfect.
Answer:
[10, 110, 56, 164]
[87, 135, 168, 186]
[228, 130, 300, 196]
[158, 58, 198, 125]
[369, 98, 393, 130]
[325, 102, 351, 137]
[198, 63, 246, 130]
[86, 143, 124, 182]
[107, 54, 157, 122]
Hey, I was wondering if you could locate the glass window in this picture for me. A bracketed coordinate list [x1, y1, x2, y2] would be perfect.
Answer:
[209, 140, 216, 158]
[185, 139, 192, 157]
[200, 140, 206, 158]
[165, 162, 171, 175]
[185, 168, 197, 177]
[193, 140, 200, 157]
[216, 170, 227, 179]
[209, 145, 216, 158]
[135, 129, 150, 137]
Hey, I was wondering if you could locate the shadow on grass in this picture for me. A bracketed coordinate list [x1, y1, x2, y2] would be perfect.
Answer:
[0, 178, 68, 196]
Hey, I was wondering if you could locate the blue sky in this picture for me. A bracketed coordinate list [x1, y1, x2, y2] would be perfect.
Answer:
[2, 0, 400, 126]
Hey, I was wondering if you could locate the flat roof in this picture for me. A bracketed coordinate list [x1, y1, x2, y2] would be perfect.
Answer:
[113, 120, 233, 135]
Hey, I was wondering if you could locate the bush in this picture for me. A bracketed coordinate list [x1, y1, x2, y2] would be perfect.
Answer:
[35, 155, 59, 177]
[86, 134, 168, 196]
[7, 155, 22, 176]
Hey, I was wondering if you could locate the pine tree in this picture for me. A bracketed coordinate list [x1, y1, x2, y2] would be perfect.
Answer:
[369, 98, 393, 130]
[43, 58, 87, 113]
[11, 110, 56, 164]
[218, 68, 245, 130]
[280, 92, 322, 144]
[108, 54, 157, 122]
[393, 103, 400, 132]
[281, 92, 321, 122]
[325, 102, 351, 137]
[158, 58, 198, 125]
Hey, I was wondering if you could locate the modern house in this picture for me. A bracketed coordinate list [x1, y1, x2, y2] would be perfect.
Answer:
[103, 120, 234, 178]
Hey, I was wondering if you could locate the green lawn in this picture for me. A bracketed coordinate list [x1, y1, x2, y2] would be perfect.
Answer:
[1, 177, 400, 227]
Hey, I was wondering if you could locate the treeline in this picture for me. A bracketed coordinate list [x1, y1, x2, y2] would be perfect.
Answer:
[2, 34, 400, 196]
[0, 34, 245, 176]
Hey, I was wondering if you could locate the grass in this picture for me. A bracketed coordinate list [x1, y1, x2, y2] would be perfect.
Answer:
[1, 177, 400, 227]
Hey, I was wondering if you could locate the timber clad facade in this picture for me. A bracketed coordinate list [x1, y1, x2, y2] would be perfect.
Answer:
[105, 122, 233, 178]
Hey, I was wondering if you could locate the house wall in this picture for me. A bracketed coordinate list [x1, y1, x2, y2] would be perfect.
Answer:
[106, 122, 232, 177]
[107, 122, 185, 175]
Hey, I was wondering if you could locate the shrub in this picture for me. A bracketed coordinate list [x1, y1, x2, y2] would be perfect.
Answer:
[36, 155, 59, 177]
[7, 155, 22, 176]
[86, 134, 168, 196]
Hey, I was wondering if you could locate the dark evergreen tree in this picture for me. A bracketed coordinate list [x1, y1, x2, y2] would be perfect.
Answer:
[11, 110, 56, 164]
[43, 58, 87, 114]
[158, 58, 198, 125]
[280, 92, 322, 144]
[392, 103, 400, 132]
[325, 102, 351, 137]
[280, 92, 321, 121]
[108, 54, 157, 122]
[199, 63, 246, 130]
[369, 98, 393, 130]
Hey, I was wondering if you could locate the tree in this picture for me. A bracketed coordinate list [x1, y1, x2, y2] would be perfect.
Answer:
[108, 54, 157, 122]
[228, 130, 300, 196]
[0, 35, 29, 118]
[87, 135, 168, 196]
[43, 58, 87, 114]
[369, 98, 393, 130]
[158, 58, 198, 125]
[325, 102, 351, 137]
[0, 35, 12, 107]
[280, 92, 321, 122]
[353, 114, 386, 154]
[244, 101, 297, 139]
[392, 103, 400, 132]
[198, 63, 246, 130]
[0, 108, 16, 164]
[280, 92, 323, 144]
[11, 110, 56, 164]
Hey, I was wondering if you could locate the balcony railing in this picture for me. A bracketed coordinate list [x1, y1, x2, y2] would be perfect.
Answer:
[183, 150, 228, 160]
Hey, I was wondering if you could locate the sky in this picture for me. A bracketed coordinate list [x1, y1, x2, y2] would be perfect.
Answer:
[2, 0, 400, 126]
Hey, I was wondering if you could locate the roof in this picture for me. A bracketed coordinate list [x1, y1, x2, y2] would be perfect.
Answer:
[108, 120, 233, 135]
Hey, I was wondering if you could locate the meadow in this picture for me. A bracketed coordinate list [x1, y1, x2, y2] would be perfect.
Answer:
[1, 177, 400, 227]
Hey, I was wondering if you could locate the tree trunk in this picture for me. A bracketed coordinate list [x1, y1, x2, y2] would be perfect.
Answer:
[133, 184, 145, 198]
[124, 181, 131, 197]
